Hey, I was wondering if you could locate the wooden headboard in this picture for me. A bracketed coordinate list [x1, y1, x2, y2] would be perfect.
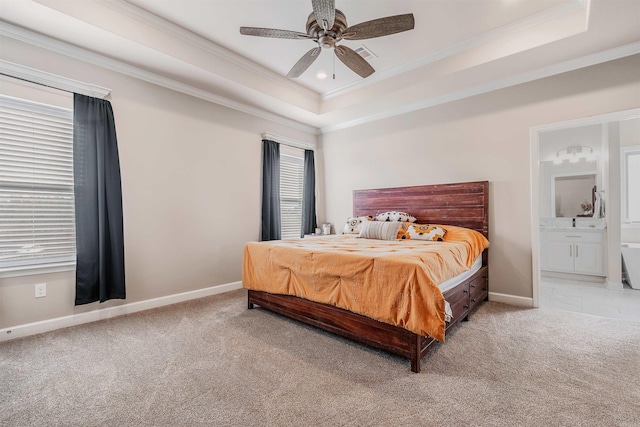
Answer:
[353, 181, 489, 238]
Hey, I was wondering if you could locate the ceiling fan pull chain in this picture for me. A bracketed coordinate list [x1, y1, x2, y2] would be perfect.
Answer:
[333, 51, 337, 80]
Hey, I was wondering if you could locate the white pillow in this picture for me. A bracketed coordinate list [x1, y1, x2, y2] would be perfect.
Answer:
[375, 211, 417, 223]
[343, 216, 373, 234]
[359, 221, 402, 241]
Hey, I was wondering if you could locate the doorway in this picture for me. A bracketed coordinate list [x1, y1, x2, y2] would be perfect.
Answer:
[530, 109, 640, 321]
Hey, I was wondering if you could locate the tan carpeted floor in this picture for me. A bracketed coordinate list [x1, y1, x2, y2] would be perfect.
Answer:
[1, 289, 639, 426]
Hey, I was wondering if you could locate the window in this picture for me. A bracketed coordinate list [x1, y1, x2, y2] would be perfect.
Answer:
[0, 94, 76, 272]
[622, 145, 640, 226]
[280, 147, 304, 239]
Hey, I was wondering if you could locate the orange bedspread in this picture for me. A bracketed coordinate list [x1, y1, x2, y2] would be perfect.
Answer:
[242, 225, 489, 342]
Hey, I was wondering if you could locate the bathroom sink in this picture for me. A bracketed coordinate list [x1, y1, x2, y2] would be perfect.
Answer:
[540, 218, 572, 228]
[540, 217, 606, 229]
[574, 218, 606, 229]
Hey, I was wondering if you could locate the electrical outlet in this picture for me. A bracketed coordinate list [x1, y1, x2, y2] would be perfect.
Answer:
[35, 283, 47, 298]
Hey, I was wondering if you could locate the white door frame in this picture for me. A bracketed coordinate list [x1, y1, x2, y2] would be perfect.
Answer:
[529, 108, 640, 308]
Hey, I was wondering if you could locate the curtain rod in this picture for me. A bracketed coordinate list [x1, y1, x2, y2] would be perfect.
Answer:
[1, 60, 111, 99]
[262, 132, 315, 151]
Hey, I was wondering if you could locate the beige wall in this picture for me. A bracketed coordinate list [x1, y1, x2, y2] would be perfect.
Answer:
[320, 55, 640, 299]
[0, 37, 319, 329]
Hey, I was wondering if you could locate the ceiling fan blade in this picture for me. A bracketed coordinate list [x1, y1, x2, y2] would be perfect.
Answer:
[334, 45, 375, 78]
[240, 27, 313, 39]
[287, 47, 322, 78]
[342, 14, 415, 40]
[312, 0, 335, 31]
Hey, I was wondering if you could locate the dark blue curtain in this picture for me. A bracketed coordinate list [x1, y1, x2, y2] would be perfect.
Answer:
[301, 149, 317, 237]
[261, 139, 281, 241]
[73, 94, 125, 305]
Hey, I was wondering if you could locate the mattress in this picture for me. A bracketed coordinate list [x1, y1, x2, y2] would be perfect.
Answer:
[439, 254, 483, 293]
[439, 254, 483, 323]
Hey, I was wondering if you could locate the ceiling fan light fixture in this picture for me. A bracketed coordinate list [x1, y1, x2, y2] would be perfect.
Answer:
[317, 70, 328, 79]
[318, 35, 335, 49]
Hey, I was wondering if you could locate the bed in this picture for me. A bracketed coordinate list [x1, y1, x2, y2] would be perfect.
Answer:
[243, 181, 489, 372]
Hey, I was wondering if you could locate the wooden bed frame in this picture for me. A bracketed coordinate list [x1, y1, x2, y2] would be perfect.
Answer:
[248, 181, 489, 372]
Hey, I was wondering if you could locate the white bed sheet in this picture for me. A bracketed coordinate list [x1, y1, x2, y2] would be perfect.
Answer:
[439, 255, 482, 323]
[438, 254, 483, 293]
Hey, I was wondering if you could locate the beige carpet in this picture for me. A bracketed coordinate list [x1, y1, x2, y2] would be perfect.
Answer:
[1, 289, 639, 426]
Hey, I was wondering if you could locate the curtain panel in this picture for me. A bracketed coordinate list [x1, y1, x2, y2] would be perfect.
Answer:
[73, 94, 125, 305]
[261, 139, 281, 241]
[301, 149, 317, 237]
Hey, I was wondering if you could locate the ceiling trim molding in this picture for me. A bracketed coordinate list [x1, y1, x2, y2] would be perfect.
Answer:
[96, 0, 320, 101]
[0, 21, 319, 135]
[532, 108, 640, 133]
[322, 0, 587, 100]
[0, 60, 111, 98]
[320, 42, 640, 134]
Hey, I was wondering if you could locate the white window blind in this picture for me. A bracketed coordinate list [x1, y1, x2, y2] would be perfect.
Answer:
[0, 94, 76, 270]
[622, 146, 640, 224]
[280, 149, 304, 239]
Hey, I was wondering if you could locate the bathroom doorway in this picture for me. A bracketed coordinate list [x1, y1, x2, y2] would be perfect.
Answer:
[530, 109, 640, 321]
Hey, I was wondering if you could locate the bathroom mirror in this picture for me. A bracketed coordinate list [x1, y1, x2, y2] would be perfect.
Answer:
[551, 172, 597, 217]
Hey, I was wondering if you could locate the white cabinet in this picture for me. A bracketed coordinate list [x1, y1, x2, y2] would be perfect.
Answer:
[541, 230, 605, 276]
[546, 240, 575, 272]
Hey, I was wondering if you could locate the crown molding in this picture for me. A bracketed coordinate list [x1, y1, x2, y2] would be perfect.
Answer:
[532, 107, 640, 133]
[320, 42, 640, 133]
[0, 21, 319, 135]
[0, 60, 111, 98]
[95, 0, 320, 101]
[321, 0, 587, 100]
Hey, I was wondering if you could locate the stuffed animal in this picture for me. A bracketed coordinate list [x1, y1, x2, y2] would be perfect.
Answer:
[343, 216, 373, 234]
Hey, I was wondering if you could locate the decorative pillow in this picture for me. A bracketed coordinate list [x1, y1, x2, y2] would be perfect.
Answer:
[343, 216, 373, 234]
[396, 221, 413, 239]
[375, 211, 417, 223]
[359, 221, 402, 241]
[407, 224, 447, 241]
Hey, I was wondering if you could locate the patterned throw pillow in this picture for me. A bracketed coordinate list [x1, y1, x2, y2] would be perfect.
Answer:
[342, 216, 373, 234]
[375, 211, 417, 223]
[396, 222, 413, 239]
[407, 224, 447, 241]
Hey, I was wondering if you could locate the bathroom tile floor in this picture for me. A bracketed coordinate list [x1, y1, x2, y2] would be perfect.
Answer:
[540, 278, 640, 323]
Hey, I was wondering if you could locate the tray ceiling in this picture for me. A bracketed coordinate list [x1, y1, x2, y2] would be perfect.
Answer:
[1, 0, 639, 133]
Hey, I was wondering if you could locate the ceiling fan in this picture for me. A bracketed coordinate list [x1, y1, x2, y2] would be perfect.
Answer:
[239, 0, 415, 79]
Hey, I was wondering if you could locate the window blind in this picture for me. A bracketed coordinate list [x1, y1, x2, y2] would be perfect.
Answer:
[280, 151, 304, 239]
[0, 94, 76, 270]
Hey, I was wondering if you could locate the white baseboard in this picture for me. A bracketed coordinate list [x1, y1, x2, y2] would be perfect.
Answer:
[541, 271, 605, 284]
[489, 292, 534, 308]
[0, 281, 243, 342]
[606, 281, 624, 290]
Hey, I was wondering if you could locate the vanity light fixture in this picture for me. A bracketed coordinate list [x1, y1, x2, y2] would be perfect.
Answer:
[553, 145, 595, 164]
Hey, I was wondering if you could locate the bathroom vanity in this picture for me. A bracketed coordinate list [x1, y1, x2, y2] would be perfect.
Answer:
[540, 218, 606, 277]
